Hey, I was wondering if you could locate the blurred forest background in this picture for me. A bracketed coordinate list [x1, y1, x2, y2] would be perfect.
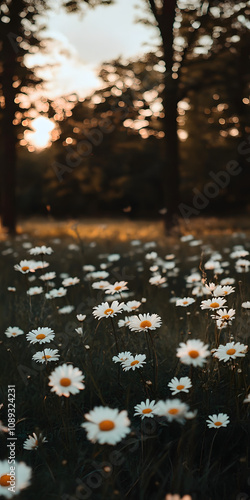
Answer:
[0, 0, 250, 234]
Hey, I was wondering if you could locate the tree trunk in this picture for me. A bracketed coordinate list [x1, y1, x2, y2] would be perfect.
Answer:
[158, 0, 180, 232]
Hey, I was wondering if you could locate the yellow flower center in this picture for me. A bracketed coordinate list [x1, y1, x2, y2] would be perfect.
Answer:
[131, 360, 140, 366]
[36, 333, 46, 340]
[0, 474, 10, 487]
[140, 320, 152, 329]
[42, 355, 51, 359]
[226, 348, 236, 355]
[99, 420, 115, 431]
[114, 286, 122, 291]
[183, 301, 188, 305]
[12, 332, 17, 336]
[104, 308, 114, 315]
[188, 350, 199, 358]
[214, 421, 222, 426]
[222, 315, 230, 320]
[176, 384, 185, 390]
[60, 377, 71, 387]
[142, 408, 152, 414]
[22, 266, 29, 271]
[210, 302, 220, 308]
[168, 408, 179, 415]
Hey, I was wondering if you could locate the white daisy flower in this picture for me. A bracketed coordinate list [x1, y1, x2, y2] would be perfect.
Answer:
[235, 259, 250, 272]
[123, 301, 141, 312]
[118, 316, 131, 328]
[62, 277, 80, 287]
[27, 286, 43, 296]
[149, 275, 167, 286]
[87, 271, 109, 280]
[48, 363, 85, 397]
[128, 313, 162, 332]
[32, 260, 50, 270]
[81, 406, 130, 445]
[176, 339, 210, 367]
[112, 351, 132, 363]
[186, 273, 201, 284]
[243, 394, 250, 403]
[107, 253, 120, 262]
[242, 301, 250, 309]
[0, 460, 32, 498]
[7, 287, 16, 292]
[29, 246, 53, 255]
[230, 250, 249, 259]
[213, 285, 235, 297]
[83, 265, 96, 272]
[23, 432, 47, 450]
[211, 308, 235, 324]
[134, 399, 157, 419]
[58, 305, 75, 314]
[200, 297, 227, 310]
[122, 354, 146, 371]
[45, 287, 67, 299]
[213, 342, 248, 362]
[205, 282, 217, 292]
[32, 349, 60, 364]
[154, 398, 196, 424]
[104, 281, 128, 295]
[92, 301, 124, 319]
[14, 259, 36, 274]
[76, 314, 86, 321]
[26, 327, 55, 345]
[206, 413, 230, 428]
[176, 297, 195, 307]
[220, 277, 235, 285]
[5, 326, 24, 338]
[39, 272, 56, 281]
[168, 377, 192, 395]
[92, 281, 110, 290]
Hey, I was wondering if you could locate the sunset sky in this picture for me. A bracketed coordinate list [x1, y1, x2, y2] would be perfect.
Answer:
[27, 0, 158, 99]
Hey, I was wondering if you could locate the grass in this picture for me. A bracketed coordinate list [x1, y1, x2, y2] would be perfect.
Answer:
[0, 219, 250, 500]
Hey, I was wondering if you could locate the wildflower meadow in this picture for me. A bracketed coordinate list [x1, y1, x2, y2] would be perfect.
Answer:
[0, 228, 249, 500]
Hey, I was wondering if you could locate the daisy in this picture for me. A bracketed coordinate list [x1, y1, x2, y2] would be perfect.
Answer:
[48, 364, 85, 397]
[92, 301, 124, 319]
[107, 253, 120, 262]
[149, 275, 167, 286]
[205, 282, 217, 292]
[122, 354, 146, 371]
[112, 351, 132, 363]
[83, 265, 96, 272]
[211, 308, 235, 324]
[176, 297, 195, 307]
[14, 259, 36, 274]
[81, 406, 130, 445]
[154, 398, 196, 424]
[200, 297, 226, 310]
[27, 286, 43, 296]
[58, 305, 75, 314]
[230, 250, 249, 259]
[235, 259, 250, 272]
[220, 277, 235, 285]
[7, 287, 16, 292]
[23, 432, 47, 450]
[213, 285, 235, 297]
[242, 301, 250, 309]
[206, 413, 230, 428]
[26, 327, 55, 345]
[176, 339, 210, 367]
[168, 377, 192, 395]
[186, 273, 201, 284]
[213, 342, 248, 362]
[0, 460, 32, 498]
[62, 277, 80, 287]
[45, 287, 67, 299]
[92, 281, 110, 290]
[89, 271, 109, 280]
[32, 349, 60, 364]
[123, 300, 141, 312]
[243, 394, 250, 403]
[76, 314, 86, 321]
[134, 399, 157, 419]
[39, 272, 56, 281]
[128, 313, 162, 332]
[118, 316, 131, 328]
[104, 281, 128, 295]
[29, 245, 53, 255]
[5, 326, 24, 338]
[32, 260, 50, 270]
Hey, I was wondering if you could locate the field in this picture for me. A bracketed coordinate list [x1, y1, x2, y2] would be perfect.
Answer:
[0, 218, 250, 500]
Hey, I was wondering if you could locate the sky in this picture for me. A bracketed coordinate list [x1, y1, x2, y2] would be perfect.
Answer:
[27, 0, 158, 99]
